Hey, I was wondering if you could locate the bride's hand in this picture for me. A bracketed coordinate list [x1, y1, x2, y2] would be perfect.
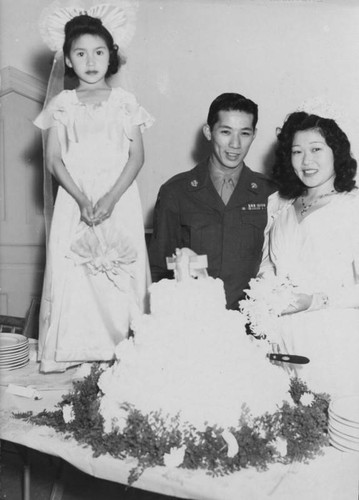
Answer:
[281, 293, 313, 315]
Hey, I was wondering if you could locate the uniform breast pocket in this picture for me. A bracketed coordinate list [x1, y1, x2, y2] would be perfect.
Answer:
[240, 211, 268, 256]
[180, 212, 220, 253]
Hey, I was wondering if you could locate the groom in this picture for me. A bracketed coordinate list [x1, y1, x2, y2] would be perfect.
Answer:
[149, 93, 277, 309]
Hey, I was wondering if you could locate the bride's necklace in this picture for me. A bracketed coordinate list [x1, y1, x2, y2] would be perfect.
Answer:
[300, 189, 337, 216]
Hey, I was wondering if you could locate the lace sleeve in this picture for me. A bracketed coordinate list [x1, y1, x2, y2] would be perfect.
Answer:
[326, 189, 359, 308]
[257, 191, 284, 278]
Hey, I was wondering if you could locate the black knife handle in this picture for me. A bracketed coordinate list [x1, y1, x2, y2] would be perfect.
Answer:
[268, 353, 310, 364]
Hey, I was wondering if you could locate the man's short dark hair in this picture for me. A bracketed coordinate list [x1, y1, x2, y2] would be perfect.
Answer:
[207, 93, 258, 130]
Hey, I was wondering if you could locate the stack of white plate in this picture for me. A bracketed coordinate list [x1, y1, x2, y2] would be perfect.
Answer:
[0, 333, 30, 371]
[329, 395, 359, 453]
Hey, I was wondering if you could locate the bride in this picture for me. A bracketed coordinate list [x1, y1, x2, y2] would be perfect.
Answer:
[254, 110, 359, 398]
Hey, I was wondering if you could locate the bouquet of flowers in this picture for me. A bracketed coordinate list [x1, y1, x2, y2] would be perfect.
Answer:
[239, 275, 299, 344]
[68, 222, 137, 291]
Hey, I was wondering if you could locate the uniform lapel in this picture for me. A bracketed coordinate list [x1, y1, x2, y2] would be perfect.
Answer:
[227, 165, 260, 209]
[186, 160, 225, 212]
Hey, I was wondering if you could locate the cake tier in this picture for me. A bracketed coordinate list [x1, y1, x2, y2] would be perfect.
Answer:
[98, 278, 290, 433]
[149, 277, 227, 318]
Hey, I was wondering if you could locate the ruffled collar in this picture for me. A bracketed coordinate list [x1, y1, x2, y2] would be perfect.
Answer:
[72, 88, 114, 109]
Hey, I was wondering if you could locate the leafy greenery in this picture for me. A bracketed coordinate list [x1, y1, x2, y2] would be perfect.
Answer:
[14, 365, 330, 485]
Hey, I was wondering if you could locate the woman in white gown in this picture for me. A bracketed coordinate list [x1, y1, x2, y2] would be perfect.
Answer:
[257, 111, 359, 398]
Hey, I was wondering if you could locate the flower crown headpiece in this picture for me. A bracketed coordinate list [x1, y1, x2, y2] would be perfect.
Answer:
[39, 0, 139, 52]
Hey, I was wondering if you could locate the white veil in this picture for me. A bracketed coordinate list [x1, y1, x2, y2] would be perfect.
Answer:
[41, 52, 65, 242]
[38, 0, 139, 243]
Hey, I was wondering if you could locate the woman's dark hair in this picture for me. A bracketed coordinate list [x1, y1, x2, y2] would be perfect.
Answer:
[272, 111, 357, 198]
[63, 14, 121, 78]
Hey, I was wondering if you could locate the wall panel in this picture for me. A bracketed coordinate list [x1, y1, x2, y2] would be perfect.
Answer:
[0, 67, 46, 317]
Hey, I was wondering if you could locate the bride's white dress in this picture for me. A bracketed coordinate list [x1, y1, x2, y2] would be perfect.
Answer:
[34, 87, 154, 372]
[260, 190, 359, 397]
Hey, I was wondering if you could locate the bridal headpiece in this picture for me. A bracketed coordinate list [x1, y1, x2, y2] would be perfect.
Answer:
[296, 95, 349, 131]
[38, 1, 139, 245]
[292, 93, 359, 170]
[39, 0, 139, 52]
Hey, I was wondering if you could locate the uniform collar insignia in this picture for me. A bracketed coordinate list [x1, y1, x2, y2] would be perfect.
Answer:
[250, 182, 258, 190]
[190, 179, 199, 188]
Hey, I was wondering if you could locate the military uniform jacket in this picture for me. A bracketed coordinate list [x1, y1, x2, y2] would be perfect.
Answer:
[148, 160, 277, 309]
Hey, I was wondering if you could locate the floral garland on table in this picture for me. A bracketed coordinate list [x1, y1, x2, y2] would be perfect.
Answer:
[14, 363, 330, 486]
[239, 274, 299, 344]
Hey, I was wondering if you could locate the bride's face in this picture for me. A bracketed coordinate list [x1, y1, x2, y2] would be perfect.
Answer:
[291, 129, 335, 189]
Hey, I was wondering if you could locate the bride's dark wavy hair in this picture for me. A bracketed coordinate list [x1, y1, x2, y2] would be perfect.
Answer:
[272, 111, 357, 198]
[63, 15, 122, 78]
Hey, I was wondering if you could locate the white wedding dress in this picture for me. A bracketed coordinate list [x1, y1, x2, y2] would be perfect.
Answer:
[34, 87, 154, 372]
[259, 190, 359, 398]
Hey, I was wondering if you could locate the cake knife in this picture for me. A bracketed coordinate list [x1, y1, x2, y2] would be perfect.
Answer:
[267, 353, 310, 364]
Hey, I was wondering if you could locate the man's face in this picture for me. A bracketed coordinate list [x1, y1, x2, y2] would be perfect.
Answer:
[203, 110, 256, 171]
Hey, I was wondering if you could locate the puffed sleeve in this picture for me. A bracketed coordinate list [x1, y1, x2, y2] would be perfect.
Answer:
[33, 91, 77, 146]
[33, 92, 66, 130]
[111, 88, 154, 139]
[127, 100, 155, 133]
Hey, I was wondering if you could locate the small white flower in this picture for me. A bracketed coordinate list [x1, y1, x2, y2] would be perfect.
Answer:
[273, 437, 287, 457]
[163, 446, 186, 468]
[193, 433, 202, 446]
[300, 392, 315, 407]
[222, 429, 239, 458]
[257, 426, 267, 439]
[62, 404, 75, 424]
[114, 408, 129, 433]
[102, 416, 113, 434]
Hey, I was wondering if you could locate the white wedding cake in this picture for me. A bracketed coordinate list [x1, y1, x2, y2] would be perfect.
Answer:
[98, 249, 290, 433]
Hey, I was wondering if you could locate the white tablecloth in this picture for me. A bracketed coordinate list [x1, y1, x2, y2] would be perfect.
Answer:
[1, 344, 358, 500]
